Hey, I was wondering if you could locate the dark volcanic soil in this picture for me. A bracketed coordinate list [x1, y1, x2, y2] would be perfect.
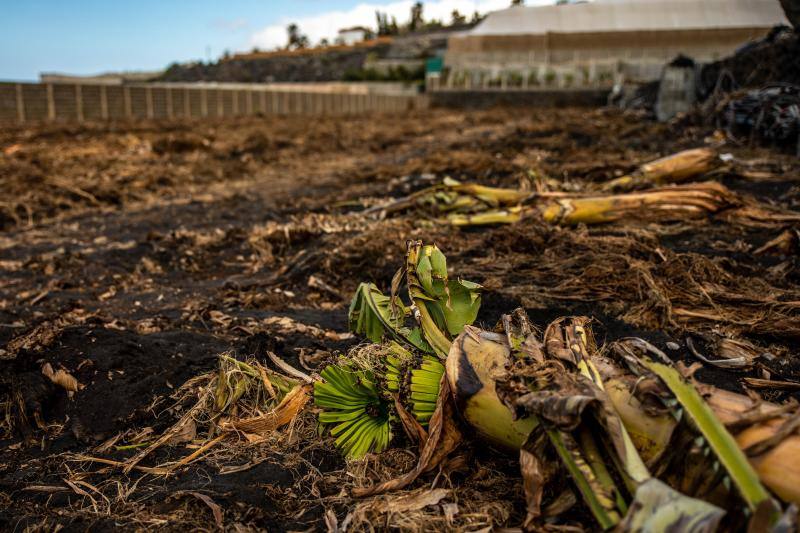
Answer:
[1, 108, 799, 530]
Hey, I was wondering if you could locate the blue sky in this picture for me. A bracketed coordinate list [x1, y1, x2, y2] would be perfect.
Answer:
[0, 0, 517, 81]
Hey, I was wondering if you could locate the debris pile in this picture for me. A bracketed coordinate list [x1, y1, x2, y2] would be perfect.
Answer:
[698, 27, 800, 97]
[713, 84, 800, 154]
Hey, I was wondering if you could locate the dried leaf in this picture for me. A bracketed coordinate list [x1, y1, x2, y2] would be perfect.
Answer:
[179, 491, 224, 529]
[41, 363, 81, 394]
[620, 478, 724, 533]
[224, 383, 312, 435]
[373, 487, 450, 513]
[165, 419, 196, 445]
[520, 447, 545, 528]
[393, 395, 428, 447]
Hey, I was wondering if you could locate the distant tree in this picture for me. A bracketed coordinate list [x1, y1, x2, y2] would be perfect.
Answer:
[286, 23, 309, 50]
[409, 2, 424, 31]
[251, 47, 261, 54]
[451, 10, 466, 25]
[319, 38, 330, 47]
[376, 10, 400, 36]
[511, 0, 524, 5]
[376, 11, 389, 35]
[470, 11, 483, 23]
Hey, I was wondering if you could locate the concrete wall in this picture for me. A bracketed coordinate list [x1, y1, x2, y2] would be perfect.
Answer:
[428, 88, 608, 109]
[0, 81, 427, 124]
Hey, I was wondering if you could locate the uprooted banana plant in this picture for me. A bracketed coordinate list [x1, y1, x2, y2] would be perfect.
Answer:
[370, 177, 736, 227]
[314, 241, 480, 458]
[450, 312, 794, 530]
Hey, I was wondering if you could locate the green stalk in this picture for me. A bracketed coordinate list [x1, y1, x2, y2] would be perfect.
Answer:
[549, 428, 621, 530]
[578, 427, 628, 516]
[405, 241, 457, 359]
[640, 358, 772, 512]
[415, 300, 454, 358]
[448, 207, 523, 226]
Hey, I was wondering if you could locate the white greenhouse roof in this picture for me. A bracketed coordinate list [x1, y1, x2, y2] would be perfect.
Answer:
[469, 0, 789, 36]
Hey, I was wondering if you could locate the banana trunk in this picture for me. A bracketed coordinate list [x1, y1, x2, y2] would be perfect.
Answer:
[447, 329, 800, 505]
[539, 182, 731, 225]
[446, 327, 537, 449]
[603, 148, 718, 191]
[449, 183, 733, 227]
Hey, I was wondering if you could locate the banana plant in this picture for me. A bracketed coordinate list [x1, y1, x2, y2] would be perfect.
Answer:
[405, 240, 481, 358]
[601, 147, 718, 191]
[347, 242, 481, 358]
[449, 182, 732, 226]
[317, 242, 481, 458]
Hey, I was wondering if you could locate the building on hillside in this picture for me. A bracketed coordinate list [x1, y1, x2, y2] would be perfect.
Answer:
[337, 27, 370, 46]
[438, 0, 788, 90]
[40, 71, 162, 85]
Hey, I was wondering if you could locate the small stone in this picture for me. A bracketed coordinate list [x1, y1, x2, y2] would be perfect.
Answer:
[666, 341, 680, 350]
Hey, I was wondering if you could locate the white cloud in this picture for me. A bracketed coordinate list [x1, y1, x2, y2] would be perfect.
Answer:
[249, 1, 543, 49]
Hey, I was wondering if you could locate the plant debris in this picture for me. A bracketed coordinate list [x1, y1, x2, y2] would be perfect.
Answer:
[2, 107, 800, 530]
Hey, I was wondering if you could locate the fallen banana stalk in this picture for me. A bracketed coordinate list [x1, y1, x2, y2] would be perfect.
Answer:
[450, 316, 729, 530]
[448, 313, 796, 526]
[365, 177, 534, 217]
[602, 147, 719, 191]
[450, 182, 735, 226]
[370, 176, 738, 227]
[601, 363, 800, 507]
[613, 338, 775, 516]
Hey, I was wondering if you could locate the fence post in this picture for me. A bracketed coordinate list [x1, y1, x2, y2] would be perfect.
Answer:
[100, 84, 108, 119]
[201, 89, 208, 117]
[75, 84, 84, 122]
[247, 90, 253, 115]
[260, 90, 266, 114]
[276, 92, 284, 114]
[145, 87, 154, 118]
[46, 83, 55, 121]
[166, 87, 173, 118]
[15, 83, 25, 123]
[184, 88, 190, 117]
[124, 86, 132, 118]
[217, 90, 223, 117]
